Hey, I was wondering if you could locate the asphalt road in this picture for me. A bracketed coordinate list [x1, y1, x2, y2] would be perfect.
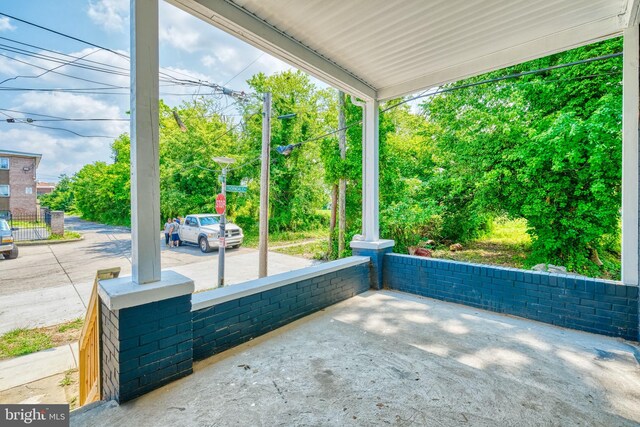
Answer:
[0, 216, 315, 333]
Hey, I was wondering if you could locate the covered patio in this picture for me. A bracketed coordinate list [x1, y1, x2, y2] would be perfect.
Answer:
[84, 0, 640, 424]
[74, 290, 640, 426]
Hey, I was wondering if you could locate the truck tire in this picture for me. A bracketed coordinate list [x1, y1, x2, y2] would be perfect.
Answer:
[199, 236, 212, 253]
[5, 246, 18, 259]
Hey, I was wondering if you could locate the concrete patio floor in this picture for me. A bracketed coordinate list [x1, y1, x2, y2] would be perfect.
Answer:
[72, 290, 640, 426]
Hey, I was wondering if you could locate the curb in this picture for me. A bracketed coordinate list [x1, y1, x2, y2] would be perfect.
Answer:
[16, 236, 84, 246]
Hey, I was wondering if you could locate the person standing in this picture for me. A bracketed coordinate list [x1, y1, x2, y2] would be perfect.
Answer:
[164, 218, 172, 247]
[171, 218, 181, 248]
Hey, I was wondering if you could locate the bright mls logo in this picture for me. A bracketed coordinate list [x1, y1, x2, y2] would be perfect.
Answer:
[1, 405, 69, 426]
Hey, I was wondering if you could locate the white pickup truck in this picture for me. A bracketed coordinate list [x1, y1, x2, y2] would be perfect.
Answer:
[179, 214, 244, 253]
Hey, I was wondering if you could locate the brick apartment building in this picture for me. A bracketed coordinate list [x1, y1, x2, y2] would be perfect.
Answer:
[36, 182, 56, 195]
[0, 149, 41, 216]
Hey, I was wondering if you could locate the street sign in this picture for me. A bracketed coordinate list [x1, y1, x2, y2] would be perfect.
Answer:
[215, 193, 226, 214]
[226, 185, 248, 193]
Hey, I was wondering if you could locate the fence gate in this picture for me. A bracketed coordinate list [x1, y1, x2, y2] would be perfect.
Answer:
[1, 209, 51, 241]
[79, 267, 120, 406]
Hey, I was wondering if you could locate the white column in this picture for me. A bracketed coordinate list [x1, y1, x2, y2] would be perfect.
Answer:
[622, 25, 640, 286]
[363, 99, 379, 242]
[130, 0, 161, 284]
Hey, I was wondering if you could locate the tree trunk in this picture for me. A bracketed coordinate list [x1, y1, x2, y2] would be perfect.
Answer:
[338, 91, 347, 255]
[328, 184, 338, 258]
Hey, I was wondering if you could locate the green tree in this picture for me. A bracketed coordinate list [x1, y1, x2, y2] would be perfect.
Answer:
[241, 71, 330, 232]
[39, 174, 75, 212]
[424, 37, 622, 274]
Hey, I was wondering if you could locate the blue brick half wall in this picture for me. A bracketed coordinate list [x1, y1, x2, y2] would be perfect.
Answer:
[101, 294, 193, 403]
[351, 240, 394, 290]
[192, 258, 370, 360]
[384, 254, 639, 341]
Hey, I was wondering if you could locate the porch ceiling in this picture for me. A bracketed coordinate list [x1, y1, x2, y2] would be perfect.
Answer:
[168, 0, 637, 100]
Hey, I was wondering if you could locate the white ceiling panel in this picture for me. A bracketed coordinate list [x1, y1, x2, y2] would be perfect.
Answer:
[169, 0, 633, 100]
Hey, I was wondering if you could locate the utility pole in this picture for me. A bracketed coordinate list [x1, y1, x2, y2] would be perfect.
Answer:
[338, 91, 347, 255]
[258, 92, 271, 278]
[218, 167, 227, 287]
[213, 156, 235, 288]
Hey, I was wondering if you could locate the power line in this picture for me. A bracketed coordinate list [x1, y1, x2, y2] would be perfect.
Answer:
[0, 12, 129, 60]
[0, 111, 119, 138]
[0, 13, 250, 96]
[223, 52, 264, 87]
[0, 51, 124, 88]
[0, 36, 130, 72]
[384, 52, 623, 111]
[283, 62, 623, 153]
[0, 44, 131, 79]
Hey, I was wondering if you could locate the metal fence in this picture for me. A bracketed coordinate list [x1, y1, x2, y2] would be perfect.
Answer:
[0, 209, 51, 241]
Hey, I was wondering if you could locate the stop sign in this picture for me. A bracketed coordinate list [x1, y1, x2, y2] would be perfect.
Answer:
[215, 193, 226, 214]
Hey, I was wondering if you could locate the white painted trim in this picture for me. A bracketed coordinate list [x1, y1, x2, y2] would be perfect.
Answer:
[622, 0, 640, 28]
[191, 256, 370, 311]
[350, 239, 394, 250]
[167, 0, 376, 100]
[130, 0, 161, 284]
[622, 25, 639, 286]
[377, 17, 622, 101]
[99, 270, 194, 311]
[363, 99, 379, 241]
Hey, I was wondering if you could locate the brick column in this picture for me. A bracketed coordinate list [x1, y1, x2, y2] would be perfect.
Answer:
[350, 240, 394, 289]
[50, 211, 64, 236]
[99, 271, 194, 403]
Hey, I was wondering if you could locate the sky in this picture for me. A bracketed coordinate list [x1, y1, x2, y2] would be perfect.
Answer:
[0, 0, 300, 182]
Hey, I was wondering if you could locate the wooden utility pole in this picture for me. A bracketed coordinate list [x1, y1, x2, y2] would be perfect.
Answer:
[338, 91, 347, 255]
[258, 92, 271, 278]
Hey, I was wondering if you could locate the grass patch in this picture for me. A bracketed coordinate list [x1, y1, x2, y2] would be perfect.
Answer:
[273, 239, 328, 260]
[430, 218, 531, 269]
[59, 370, 75, 387]
[56, 317, 83, 333]
[10, 220, 47, 228]
[479, 217, 531, 248]
[47, 231, 82, 241]
[243, 228, 328, 249]
[0, 318, 84, 360]
[0, 329, 52, 359]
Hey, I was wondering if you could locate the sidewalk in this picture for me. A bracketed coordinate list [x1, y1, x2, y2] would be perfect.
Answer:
[0, 343, 79, 406]
[0, 251, 316, 334]
[0, 343, 78, 392]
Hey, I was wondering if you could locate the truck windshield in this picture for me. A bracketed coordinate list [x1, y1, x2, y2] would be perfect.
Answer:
[199, 216, 220, 226]
[0, 220, 9, 231]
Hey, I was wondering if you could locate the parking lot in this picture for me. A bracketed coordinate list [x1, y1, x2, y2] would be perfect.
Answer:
[0, 217, 315, 333]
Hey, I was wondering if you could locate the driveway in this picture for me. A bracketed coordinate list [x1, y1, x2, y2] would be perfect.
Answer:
[0, 217, 316, 333]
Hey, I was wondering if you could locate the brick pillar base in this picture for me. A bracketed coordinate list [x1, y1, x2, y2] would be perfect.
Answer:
[350, 240, 394, 290]
[99, 271, 194, 403]
[50, 211, 64, 236]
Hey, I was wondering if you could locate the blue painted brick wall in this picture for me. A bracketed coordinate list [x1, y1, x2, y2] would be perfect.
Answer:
[101, 294, 193, 403]
[384, 254, 639, 341]
[192, 263, 369, 360]
[352, 246, 393, 290]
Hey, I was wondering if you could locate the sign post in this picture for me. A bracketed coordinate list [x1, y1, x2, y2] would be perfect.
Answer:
[212, 157, 235, 288]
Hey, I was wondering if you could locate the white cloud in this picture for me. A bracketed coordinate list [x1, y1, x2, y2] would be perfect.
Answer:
[0, 128, 113, 180]
[201, 55, 217, 68]
[87, 0, 128, 32]
[0, 17, 16, 32]
[0, 92, 129, 179]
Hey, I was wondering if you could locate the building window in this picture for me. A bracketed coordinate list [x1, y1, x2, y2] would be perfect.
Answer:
[25, 187, 33, 195]
[0, 158, 8, 170]
[0, 185, 9, 197]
